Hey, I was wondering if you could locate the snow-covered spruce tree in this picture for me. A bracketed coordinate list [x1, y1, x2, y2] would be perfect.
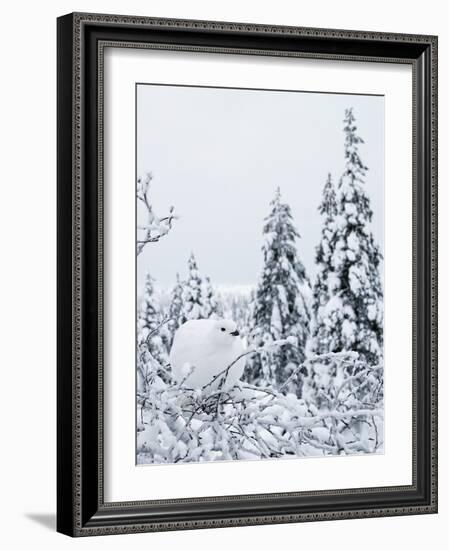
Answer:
[219, 290, 251, 339]
[201, 276, 223, 319]
[138, 272, 170, 366]
[166, 273, 184, 346]
[311, 173, 339, 355]
[318, 108, 383, 365]
[180, 253, 221, 322]
[180, 253, 203, 322]
[245, 188, 312, 392]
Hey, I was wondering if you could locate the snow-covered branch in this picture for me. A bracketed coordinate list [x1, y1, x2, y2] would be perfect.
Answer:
[136, 344, 384, 463]
[137, 172, 178, 255]
[202, 338, 291, 391]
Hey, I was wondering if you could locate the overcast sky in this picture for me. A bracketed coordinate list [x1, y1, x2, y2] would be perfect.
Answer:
[137, 84, 384, 293]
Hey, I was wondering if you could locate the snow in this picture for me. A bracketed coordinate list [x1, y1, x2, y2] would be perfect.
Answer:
[367, 303, 378, 321]
[347, 231, 360, 250]
[344, 202, 357, 216]
[348, 266, 362, 292]
[342, 319, 356, 342]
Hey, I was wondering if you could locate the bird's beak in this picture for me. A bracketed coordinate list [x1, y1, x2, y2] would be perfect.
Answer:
[230, 330, 240, 336]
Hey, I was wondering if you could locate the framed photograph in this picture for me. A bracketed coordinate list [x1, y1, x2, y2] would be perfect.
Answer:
[57, 12, 438, 536]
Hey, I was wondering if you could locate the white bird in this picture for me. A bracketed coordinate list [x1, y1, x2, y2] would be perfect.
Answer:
[170, 319, 246, 390]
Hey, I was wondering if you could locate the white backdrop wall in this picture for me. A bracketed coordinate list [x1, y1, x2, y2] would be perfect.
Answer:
[0, 1, 446, 549]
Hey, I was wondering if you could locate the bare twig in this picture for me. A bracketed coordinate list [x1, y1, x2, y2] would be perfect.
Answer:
[142, 316, 173, 346]
[202, 340, 291, 391]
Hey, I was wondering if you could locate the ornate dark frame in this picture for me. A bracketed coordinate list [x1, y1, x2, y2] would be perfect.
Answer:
[57, 12, 438, 537]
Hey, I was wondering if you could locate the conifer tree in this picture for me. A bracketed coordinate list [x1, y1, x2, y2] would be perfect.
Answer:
[201, 276, 223, 319]
[180, 253, 221, 323]
[180, 253, 204, 323]
[138, 272, 170, 366]
[317, 108, 383, 364]
[312, 173, 338, 354]
[246, 188, 312, 391]
[220, 291, 251, 336]
[167, 273, 184, 347]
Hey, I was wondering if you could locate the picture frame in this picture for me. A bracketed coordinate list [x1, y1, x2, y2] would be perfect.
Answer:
[57, 12, 438, 536]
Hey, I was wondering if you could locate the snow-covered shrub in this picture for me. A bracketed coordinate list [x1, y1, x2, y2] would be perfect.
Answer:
[137, 345, 384, 464]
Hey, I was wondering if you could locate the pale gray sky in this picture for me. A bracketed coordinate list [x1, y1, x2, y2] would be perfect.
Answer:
[137, 84, 384, 292]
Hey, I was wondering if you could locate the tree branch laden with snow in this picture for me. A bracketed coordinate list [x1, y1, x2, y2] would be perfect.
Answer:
[137, 344, 383, 463]
[137, 172, 178, 255]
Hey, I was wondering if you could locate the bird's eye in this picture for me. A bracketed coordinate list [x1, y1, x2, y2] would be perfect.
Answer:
[220, 327, 226, 332]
